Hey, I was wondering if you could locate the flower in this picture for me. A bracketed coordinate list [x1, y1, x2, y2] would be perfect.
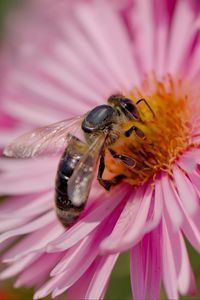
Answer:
[1, 0, 200, 299]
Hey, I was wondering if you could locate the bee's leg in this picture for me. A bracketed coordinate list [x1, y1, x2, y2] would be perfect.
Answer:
[136, 98, 155, 117]
[109, 149, 136, 167]
[98, 154, 112, 191]
[124, 125, 146, 139]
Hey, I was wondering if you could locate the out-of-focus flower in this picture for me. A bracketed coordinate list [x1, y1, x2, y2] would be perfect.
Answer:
[0, 0, 200, 299]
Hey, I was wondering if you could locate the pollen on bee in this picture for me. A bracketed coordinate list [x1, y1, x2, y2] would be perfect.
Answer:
[104, 74, 198, 187]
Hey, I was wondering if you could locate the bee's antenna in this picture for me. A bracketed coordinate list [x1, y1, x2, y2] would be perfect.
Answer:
[136, 98, 155, 118]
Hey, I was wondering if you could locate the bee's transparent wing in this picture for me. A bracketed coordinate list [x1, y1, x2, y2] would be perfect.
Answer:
[3, 115, 84, 158]
[67, 134, 106, 207]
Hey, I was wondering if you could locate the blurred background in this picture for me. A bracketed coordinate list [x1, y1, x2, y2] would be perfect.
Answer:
[0, 1, 199, 299]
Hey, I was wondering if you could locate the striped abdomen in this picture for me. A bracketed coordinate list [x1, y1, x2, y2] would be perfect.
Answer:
[55, 136, 88, 227]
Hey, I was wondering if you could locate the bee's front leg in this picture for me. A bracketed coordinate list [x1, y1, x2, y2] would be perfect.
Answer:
[124, 125, 146, 139]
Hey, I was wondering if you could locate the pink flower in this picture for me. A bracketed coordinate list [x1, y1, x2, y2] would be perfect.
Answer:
[1, 0, 200, 299]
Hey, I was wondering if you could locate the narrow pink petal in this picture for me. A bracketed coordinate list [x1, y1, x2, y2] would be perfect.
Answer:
[178, 233, 196, 295]
[67, 256, 109, 300]
[161, 174, 183, 228]
[101, 184, 153, 252]
[46, 213, 121, 297]
[84, 254, 119, 300]
[60, 22, 119, 91]
[0, 211, 56, 243]
[0, 192, 53, 218]
[130, 0, 155, 72]
[162, 217, 178, 299]
[143, 179, 163, 233]
[173, 165, 198, 216]
[53, 43, 111, 100]
[0, 253, 41, 279]
[33, 272, 64, 299]
[74, 2, 134, 89]
[15, 253, 62, 288]
[35, 244, 97, 299]
[153, 0, 169, 76]
[91, 1, 140, 86]
[131, 225, 162, 300]
[50, 236, 93, 276]
[0, 217, 30, 233]
[39, 57, 103, 101]
[177, 197, 200, 252]
[0, 156, 58, 172]
[131, 243, 145, 300]
[188, 43, 200, 79]
[147, 226, 162, 300]
[47, 185, 129, 252]
[2, 222, 63, 262]
[11, 68, 92, 112]
[66, 260, 100, 300]
[0, 175, 54, 194]
[177, 151, 200, 197]
[51, 204, 121, 277]
[162, 211, 197, 296]
[100, 187, 143, 253]
[2, 99, 63, 126]
[166, 0, 195, 74]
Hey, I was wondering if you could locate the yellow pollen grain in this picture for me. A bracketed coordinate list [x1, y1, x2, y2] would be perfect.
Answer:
[105, 74, 195, 186]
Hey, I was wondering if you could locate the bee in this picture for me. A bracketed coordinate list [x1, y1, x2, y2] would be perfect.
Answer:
[4, 95, 154, 227]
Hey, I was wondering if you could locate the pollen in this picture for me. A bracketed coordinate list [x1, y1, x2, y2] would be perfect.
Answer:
[104, 74, 197, 186]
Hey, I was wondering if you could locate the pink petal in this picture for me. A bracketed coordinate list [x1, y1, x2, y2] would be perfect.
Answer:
[173, 165, 198, 216]
[146, 226, 162, 300]
[74, 2, 138, 89]
[153, 0, 169, 76]
[101, 184, 152, 252]
[131, 225, 162, 300]
[67, 256, 112, 300]
[0, 253, 41, 279]
[162, 217, 178, 299]
[166, 0, 195, 74]
[178, 233, 196, 295]
[0, 211, 56, 243]
[0, 216, 30, 233]
[161, 174, 183, 228]
[0, 192, 53, 218]
[84, 254, 119, 300]
[177, 196, 200, 252]
[2, 222, 63, 262]
[130, 0, 155, 73]
[60, 21, 119, 91]
[130, 242, 145, 300]
[50, 235, 94, 276]
[47, 185, 129, 252]
[177, 151, 200, 197]
[15, 253, 62, 288]
[143, 178, 163, 233]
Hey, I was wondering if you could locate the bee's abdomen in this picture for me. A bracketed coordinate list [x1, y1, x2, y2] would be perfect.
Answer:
[55, 136, 88, 227]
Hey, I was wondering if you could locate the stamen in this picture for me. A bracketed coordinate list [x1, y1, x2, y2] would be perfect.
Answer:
[105, 74, 198, 186]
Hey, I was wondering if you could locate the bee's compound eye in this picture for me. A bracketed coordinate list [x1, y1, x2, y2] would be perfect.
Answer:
[120, 98, 140, 120]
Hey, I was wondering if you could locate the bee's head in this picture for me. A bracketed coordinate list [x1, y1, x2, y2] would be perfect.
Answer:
[108, 94, 141, 121]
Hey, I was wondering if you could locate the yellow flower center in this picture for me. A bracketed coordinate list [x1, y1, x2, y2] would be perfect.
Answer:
[104, 74, 197, 186]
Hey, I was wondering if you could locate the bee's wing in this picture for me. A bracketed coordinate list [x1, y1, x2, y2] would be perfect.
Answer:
[67, 134, 106, 207]
[3, 115, 84, 158]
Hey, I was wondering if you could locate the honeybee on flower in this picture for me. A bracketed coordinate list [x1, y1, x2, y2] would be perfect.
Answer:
[0, 1, 200, 300]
